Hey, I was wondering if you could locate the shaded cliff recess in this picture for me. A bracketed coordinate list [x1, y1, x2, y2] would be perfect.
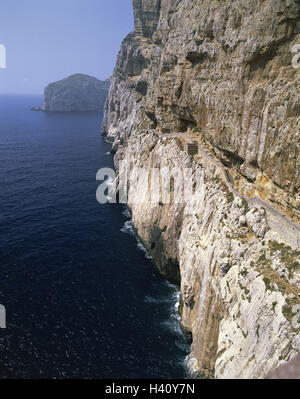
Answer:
[102, 0, 300, 379]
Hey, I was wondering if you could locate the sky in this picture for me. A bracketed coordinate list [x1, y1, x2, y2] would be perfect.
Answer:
[0, 0, 133, 94]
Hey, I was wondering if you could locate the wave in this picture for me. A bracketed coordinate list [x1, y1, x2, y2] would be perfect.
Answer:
[120, 218, 189, 360]
[136, 239, 152, 260]
[122, 208, 131, 219]
[120, 220, 152, 260]
[144, 295, 174, 305]
[120, 220, 135, 236]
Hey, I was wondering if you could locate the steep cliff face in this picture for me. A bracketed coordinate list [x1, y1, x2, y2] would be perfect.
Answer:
[103, 0, 300, 378]
[43, 74, 110, 112]
[132, 0, 161, 37]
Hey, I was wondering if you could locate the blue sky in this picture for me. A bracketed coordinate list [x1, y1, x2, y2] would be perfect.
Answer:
[0, 0, 133, 94]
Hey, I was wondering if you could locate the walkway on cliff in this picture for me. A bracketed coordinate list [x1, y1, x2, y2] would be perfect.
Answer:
[155, 131, 300, 246]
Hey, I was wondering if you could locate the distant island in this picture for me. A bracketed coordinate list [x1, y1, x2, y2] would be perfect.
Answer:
[32, 74, 110, 112]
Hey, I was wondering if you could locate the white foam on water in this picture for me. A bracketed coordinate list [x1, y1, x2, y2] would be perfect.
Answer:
[122, 208, 131, 219]
[144, 295, 173, 304]
[162, 318, 182, 335]
[175, 340, 190, 352]
[182, 354, 190, 368]
[160, 287, 185, 338]
[146, 284, 183, 336]
[165, 280, 178, 290]
[120, 219, 152, 259]
[104, 138, 114, 144]
[120, 218, 189, 362]
[136, 239, 152, 260]
[120, 220, 135, 235]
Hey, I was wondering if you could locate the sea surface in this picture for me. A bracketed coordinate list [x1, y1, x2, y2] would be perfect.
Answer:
[0, 95, 189, 379]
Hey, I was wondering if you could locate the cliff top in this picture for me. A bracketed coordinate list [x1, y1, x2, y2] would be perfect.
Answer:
[45, 74, 110, 92]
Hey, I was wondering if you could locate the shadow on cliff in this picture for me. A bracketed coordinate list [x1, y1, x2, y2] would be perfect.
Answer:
[147, 225, 181, 286]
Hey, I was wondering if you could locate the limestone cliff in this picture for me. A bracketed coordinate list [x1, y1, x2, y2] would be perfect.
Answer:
[43, 74, 110, 112]
[102, 0, 300, 378]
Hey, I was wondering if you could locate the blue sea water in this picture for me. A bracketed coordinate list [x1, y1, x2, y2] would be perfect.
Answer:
[0, 95, 189, 379]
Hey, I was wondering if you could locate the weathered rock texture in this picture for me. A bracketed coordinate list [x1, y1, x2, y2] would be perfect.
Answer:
[102, 0, 300, 379]
[43, 74, 110, 112]
[132, 0, 161, 37]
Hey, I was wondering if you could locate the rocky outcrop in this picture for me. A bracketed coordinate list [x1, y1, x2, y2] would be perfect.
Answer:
[102, 0, 300, 378]
[132, 0, 161, 37]
[43, 74, 110, 112]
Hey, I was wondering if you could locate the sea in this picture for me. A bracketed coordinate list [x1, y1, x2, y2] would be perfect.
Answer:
[0, 94, 189, 379]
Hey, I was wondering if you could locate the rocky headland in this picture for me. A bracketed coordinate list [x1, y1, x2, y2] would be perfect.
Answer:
[102, 0, 300, 378]
[40, 73, 110, 112]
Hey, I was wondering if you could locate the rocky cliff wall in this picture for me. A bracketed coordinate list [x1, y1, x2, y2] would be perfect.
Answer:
[132, 0, 162, 37]
[102, 0, 300, 378]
